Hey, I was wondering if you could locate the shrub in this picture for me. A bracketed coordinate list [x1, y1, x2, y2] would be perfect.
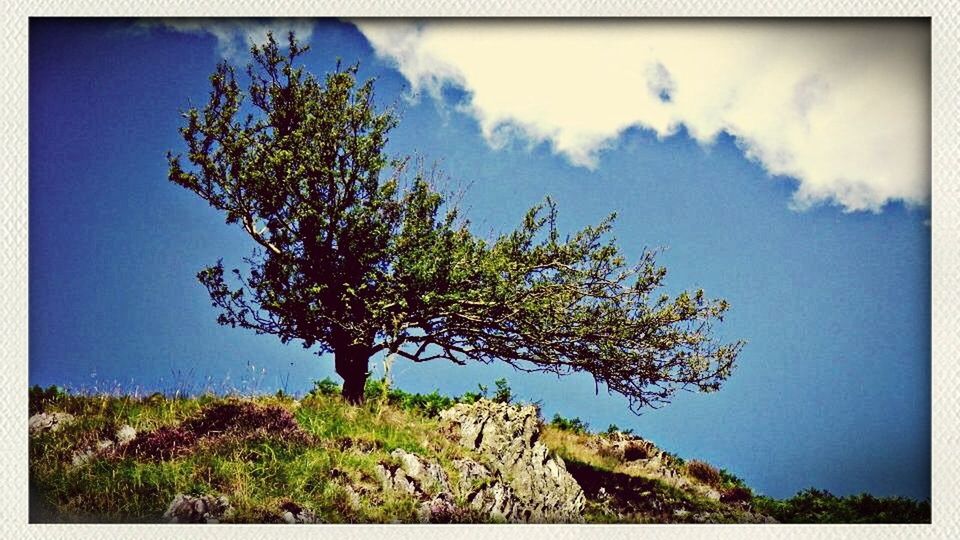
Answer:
[29, 385, 68, 415]
[752, 488, 931, 523]
[550, 413, 590, 434]
[719, 468, 748, 489]
[492, 378, 513, 404]
[604, 424, 634, 436]
[309, 377, 341, 397]
[458, 383, 488, 404]
[686, 459, 722, 486]
[721, 485, 754, 505]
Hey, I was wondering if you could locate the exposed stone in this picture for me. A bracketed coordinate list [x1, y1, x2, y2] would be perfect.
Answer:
[279, 501, 318, 524]
[116, 424, 137, 444]
[375, 448, 451, 499]
[29, 412, 75, 435]
[162, 493, 233, 523]
[591, 431, 722, 500]
[439, 399, 586, 522]
[452, 458, 523, 522]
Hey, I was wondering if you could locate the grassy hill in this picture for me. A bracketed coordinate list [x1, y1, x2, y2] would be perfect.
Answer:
[28, 381, 929, 524]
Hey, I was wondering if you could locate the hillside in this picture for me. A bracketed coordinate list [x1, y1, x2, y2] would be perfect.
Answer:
[28, 382, 930, 524]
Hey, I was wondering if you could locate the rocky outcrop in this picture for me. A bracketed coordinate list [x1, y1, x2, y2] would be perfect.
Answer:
[29, 412, 75, 435]
[439, 399, 586, 522]
[71, 424, 138, 466]
[162, 493, 233, 523]
[375, 448, 452, 499]
[452, 458, 523, 521]
[590, 431, 722, 501]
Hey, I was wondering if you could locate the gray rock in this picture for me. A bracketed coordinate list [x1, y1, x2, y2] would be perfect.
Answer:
[116, 424, 137, 444]
[279, 501, 317, 524]
[162, 493, 233, 523]
[375, 448, 451, 498]
[29, 412, 74, 435]
[440, 399, 586, 522]
[452, 458, 522, 522]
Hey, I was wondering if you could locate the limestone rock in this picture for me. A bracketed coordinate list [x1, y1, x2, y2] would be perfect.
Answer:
[279, 501, 318, 524]
[453, 458, 523, 521]
[116, 424, 137, 444]
[375, 448, 451, 499]
[162, 493, 233, 523]
[29, 412, 74, 435]
[439, 399, 586, 522]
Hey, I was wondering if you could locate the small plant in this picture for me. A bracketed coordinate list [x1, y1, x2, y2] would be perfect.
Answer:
[29, 385, 68, 415]
[720, 485, 754, 505]
[661, 450, 685, 467]
[685, 459, 722, 486]
[719, 468, 748, 489]
[752, 488, 931, 523]
[492, 378, 513, 404]
[604, 424, 634, 436]
[458, 383, 488, 404]
[551, 413, 590, 435]
[308, 377, 341, 397]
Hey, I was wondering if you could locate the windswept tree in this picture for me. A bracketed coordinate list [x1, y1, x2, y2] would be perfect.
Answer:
[168, 33, 744, 411]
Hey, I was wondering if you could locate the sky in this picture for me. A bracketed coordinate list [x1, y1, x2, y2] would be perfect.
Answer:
[29, 18, 931, 502]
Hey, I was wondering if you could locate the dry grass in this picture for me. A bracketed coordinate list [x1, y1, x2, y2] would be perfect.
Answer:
[685, 460, 722, 487]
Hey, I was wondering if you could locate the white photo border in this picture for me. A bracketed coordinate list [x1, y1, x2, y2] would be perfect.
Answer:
[5, 3, 951, 539]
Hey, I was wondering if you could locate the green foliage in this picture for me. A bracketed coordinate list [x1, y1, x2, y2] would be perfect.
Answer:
[604, 424, 634, 436]
[752, 488, 930, 524]
[550, 413, 590, 435]
[308, 377, 342, 398]
[168, 31, 744, 412]
[458, 383, 488, 404]
[362, 380, 455, 419]
[491, 378, 513, 404]
[718, 468, 747, 489]
[30, 384, 68, 415]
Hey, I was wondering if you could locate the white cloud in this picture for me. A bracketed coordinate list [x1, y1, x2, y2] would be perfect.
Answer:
[354, 19, 930, 213]
[142, 18, 315, 60]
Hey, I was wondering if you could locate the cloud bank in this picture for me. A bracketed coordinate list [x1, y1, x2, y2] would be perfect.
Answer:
[143, 18, 315, 60]
[355, 19, 930, 212]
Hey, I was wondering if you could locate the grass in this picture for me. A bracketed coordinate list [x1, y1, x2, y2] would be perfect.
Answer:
[29, 383, 932, 524]
[29, 389, 470, 523]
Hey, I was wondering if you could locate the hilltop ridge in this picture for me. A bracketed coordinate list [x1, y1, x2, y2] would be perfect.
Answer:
[28, 382, 930, 524]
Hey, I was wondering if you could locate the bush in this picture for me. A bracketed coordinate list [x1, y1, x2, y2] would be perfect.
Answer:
[492, 378, 513, 404]
[308, 377, 341, 397]
[753, 488, 930, 523]
[550, 413, 590, 434]
[29, 385, 68, 415]
[458, 383, 488, 404]
[721, 485, 754, 505]
[719, 468, 748, 489]
[604, 424, 634, 436]
[685, 460, 722, 486]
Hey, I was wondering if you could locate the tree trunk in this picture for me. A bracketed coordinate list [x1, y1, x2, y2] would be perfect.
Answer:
[335, 343, 370, 405]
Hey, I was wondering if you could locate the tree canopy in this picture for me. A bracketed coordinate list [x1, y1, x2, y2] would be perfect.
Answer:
[168, 32, 744, 412]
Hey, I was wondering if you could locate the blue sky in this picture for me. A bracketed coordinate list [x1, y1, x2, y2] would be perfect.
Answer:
[29, 18, 930, 501]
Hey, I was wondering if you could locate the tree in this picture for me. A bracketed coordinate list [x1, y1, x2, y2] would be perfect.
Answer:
[168, 33, 744, 411]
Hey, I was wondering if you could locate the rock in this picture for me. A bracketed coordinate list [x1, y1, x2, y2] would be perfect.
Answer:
[341, 485, 362, 511]
[71, 448, 97, 466]
[70, 435, 122, 467]
[162, 493, 233, 523]
[116, 424, 137, 444]
[439, 399, 586, 522]
[29, 412, 74, 435]
[375, 448, 451, 498]
[278, 501, 317, 524]
[452, 458, 523, 522]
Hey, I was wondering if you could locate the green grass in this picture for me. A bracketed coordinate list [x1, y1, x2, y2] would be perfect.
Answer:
[29, 383, 931, 524]
[29, 389, 470, 523]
